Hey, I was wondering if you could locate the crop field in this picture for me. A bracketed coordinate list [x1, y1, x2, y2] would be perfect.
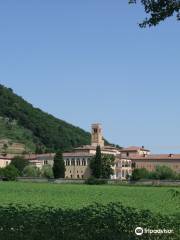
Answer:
[0, 182, 179, 215]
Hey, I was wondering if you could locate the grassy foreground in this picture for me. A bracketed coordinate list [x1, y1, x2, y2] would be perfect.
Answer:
[0, 182, 179, 215]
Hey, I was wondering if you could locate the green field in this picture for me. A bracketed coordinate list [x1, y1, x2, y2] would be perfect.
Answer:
[0, 182, 179, 215]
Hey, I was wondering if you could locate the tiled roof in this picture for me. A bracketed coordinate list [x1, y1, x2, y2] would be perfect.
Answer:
[120, 146, 150, 152]
[131, 154, 180, 160]
[0, 153, 55, 161]
[36, 154, 55, 161]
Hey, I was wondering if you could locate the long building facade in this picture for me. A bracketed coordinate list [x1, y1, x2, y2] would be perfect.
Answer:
[1, 123, 180, 179]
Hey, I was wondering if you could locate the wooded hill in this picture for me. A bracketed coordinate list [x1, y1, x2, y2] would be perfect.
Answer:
[0, 84, 92, 153]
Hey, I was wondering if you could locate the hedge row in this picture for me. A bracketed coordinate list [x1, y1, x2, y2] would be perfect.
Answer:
[0, 203, 179, 240]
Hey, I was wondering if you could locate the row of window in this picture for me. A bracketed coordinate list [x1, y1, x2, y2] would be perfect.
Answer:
[68, 170, 84, 174]
[116, 163, 131, 168]
[66, 175, 84, 179]
[64, 158, 89, 166]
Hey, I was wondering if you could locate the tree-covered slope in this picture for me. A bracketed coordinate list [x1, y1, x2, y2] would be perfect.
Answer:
[0, 84, 91, 152]
[0, 117, 36, 153]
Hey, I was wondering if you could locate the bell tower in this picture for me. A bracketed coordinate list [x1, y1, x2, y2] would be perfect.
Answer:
[91, 123, 104, 147]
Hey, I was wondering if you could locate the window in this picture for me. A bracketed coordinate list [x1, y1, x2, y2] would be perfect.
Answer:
[66, 159, 70, 166]
[77, 159, 81, 166]
[81, 175, 84, 179]
[125, 161, 128, 167]
[82, 159, 86, 166]
[44, 160, 48, 165]
[70, 175, 73, 179]
[71, 159, 75, 166]
[77, 175, 80, 179]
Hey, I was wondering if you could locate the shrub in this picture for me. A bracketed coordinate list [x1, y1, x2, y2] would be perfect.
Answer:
[10, 156, 29, 176]
[2, 165, 19, 180]
[41, 165, 53, 179]
[131, 168, 149, 181]
[150, 166, 176, 180]
[85, 177, 107, 185]
[175, 173, 180, 180]
[23, 165, 41, 177]
[0, 168, 4, 177]
[0, 203, 178, 240]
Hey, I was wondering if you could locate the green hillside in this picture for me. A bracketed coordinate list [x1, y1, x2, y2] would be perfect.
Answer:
[0, 117, 36, 153]
[0, 84, 91, 152]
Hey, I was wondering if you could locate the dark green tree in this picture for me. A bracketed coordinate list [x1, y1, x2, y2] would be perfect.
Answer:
[41, 165, 53, 179]
[35, 145, 44, 154]
[131, 168, 149, 181]
[3, 165, 19, 180]
[2, 143, 8, 155]
[10, 156, 29, 176]
[129, 0, 180, 27]
[150, 165, 176, 180]
[53, 151, 65, 179]
[23, 165, 41, 177]
[101, 155, 114, 179]
[90, 146, 102, 178]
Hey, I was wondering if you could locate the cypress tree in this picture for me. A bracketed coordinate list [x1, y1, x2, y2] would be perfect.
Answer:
[53, 151, 65, 179]
[90, 145, 102, 178]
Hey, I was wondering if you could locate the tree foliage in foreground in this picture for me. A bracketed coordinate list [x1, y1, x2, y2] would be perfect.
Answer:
[129, 0, 180, 27]
[0, 203, 179, 240]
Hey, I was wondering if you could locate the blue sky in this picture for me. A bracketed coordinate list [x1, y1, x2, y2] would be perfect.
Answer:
[0, 1, 180, 153]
